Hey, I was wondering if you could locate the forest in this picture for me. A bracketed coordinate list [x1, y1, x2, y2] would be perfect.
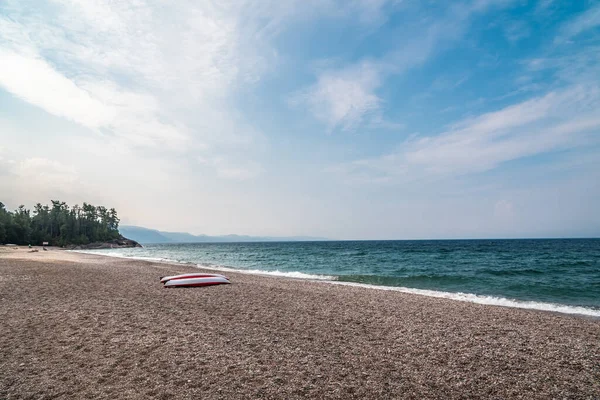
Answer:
[0, 200, 120, 246]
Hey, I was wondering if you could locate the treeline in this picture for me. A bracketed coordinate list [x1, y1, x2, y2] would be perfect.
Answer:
[0, 200, 120, 246]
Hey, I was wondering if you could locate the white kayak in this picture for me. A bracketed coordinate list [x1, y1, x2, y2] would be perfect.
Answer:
[160, 273, 228, 283]
[163, 276, 231, 288]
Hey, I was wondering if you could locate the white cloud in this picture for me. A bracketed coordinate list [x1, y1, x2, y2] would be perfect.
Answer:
[289, 31, 439, 132]
[291, 61, 383, 131]
[520, 6, 600, 98]
[0, 49, 189, 150]
[1, 0, 598, 239]
[336, 85, 600, 182]
[292, 0, 518, 132]
[0, 49, 115, 129]
[243, 0, 397, 38]
[557, 3, 600, 42]
[0, 0, 286, 159]
[0, 0, 402, 163]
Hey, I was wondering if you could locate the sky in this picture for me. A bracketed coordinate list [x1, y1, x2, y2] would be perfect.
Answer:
[0, 0, 599, 240]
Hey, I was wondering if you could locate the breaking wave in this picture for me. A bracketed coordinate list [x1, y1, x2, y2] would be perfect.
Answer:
[197, 263, 336, 280]
[326, 281, 600, 318]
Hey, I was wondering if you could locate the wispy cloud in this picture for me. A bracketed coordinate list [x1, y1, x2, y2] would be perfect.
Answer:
[1, 0, 341, 178]
[526, 46, 600, 88]
[522, 4, 600, 91]
[557, 3, 600, 42]
[0, 48, 191, 150]
[335, 85, 600, 183]
[1, 0, 598, 238]
[0, 0, 256, 154]
[0, 0, 409, 178]
[0, 49, 115, 129]
[292, 0, 518, 132]
[290, 61, 383, 132]
[245, 0, 397, 38]
[503, 20, 531, 42]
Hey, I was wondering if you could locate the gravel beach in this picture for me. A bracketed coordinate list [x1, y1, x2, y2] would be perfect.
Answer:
[1, 247, 599, 399]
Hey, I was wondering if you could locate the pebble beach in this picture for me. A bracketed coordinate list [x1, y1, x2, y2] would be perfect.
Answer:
[1, 247, 599, 399]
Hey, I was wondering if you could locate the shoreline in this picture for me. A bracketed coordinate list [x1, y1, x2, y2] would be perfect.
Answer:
[74, 248, 600, 319]
[1, 247, 599, 399]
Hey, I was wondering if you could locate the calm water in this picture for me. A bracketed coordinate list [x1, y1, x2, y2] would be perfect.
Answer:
[85, 239, 600, 316]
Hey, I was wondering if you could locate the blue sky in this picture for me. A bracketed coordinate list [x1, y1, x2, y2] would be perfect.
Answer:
[0, 0, 599, 239]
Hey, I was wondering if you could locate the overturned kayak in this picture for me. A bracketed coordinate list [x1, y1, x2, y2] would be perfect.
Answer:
[160, 273, 228, 283]
[163, 276, 231, 288]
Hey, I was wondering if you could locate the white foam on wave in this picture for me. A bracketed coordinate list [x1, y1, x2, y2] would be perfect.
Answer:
[72, 250, 335, 280]
[196, 264, 336, 280]
[327, 281, 600, 318]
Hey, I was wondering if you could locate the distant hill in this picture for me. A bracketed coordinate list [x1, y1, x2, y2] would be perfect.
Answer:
[119, 225, 327, 244]
[118, 226, 173, 244]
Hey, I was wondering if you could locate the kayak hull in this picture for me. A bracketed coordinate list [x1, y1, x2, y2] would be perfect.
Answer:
[160, 273, 228, 283]
[163, 276, 230, 288]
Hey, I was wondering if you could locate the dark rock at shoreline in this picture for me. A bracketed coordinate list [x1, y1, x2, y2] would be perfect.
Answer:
[65, 236, 142, 250]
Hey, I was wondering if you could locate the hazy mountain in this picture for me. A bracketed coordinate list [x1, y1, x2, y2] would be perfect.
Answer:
[119, 226, 327, 244]
[118, 226, 173, 244]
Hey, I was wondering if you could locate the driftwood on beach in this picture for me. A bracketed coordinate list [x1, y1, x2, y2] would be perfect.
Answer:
[0, 248, 599, 399]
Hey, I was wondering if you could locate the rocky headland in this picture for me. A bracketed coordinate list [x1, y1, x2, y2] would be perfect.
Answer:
[64, 235, 142, 250]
